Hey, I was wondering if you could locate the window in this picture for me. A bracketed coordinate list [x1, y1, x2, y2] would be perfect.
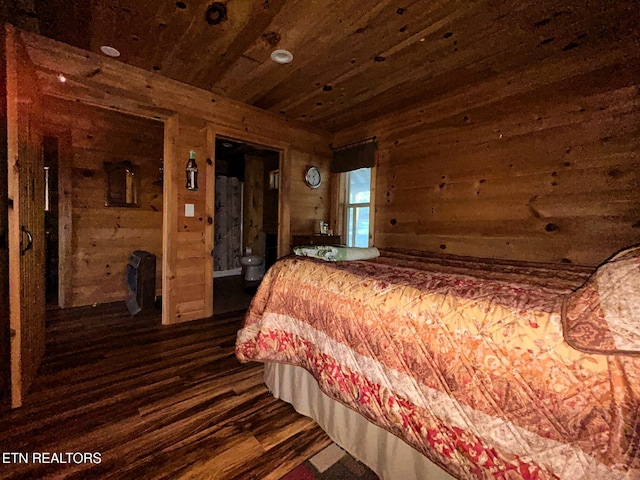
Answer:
[330, 139, 376, 247]
[345, 167, 371, 247]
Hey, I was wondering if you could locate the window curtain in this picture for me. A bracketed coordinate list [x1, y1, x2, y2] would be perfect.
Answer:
[331, 140, 377, 173]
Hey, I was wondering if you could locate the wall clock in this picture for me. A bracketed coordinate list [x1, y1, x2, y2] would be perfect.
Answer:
[305, 166, 322, 189]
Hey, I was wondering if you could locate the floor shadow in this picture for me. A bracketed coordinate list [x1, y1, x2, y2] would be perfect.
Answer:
[213, 274, 257, 314]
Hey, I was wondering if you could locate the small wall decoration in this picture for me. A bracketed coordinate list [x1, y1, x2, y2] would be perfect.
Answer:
[304, 166, 322, 188]
[186, 150, 198, 191]
[104, 160, 139, 207]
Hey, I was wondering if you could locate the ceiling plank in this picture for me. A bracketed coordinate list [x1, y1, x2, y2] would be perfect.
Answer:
[2, 0, 638, 132]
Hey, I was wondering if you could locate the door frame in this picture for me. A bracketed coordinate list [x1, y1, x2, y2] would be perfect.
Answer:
[215, 138, 280, 266]
[212, 127, 290, 261]
[160, 121, 290, 325]
[41, 125, 73, 308]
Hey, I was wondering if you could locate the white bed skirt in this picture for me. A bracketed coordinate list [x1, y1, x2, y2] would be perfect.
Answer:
[264, 362, 455, 480]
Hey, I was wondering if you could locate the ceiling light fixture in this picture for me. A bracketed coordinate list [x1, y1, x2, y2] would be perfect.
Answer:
[271, 49, 293, 65]
[222, 142, 234, 148]
[100, 45, 121, 57]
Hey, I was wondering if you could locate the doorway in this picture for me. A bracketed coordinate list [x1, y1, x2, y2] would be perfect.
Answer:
[212, 137, 279, 313]
[43, 136, 59, 306]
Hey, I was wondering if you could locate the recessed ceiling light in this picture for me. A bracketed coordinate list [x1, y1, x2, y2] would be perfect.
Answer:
[222, 142, 233, 148]
[57, 74, 67, 83]
[100, 45, 121, 57]
[271, 49, 293, 64]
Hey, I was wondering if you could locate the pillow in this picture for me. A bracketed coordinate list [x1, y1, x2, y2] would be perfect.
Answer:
[562, 245, 640, 355]
[293, 245, 380, 261]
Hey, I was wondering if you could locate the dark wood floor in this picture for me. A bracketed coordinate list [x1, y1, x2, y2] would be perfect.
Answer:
[0, 303, 331, 479]
[213, 275, 256, 315]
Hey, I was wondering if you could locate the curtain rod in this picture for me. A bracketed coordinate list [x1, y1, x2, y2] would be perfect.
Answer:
[331, 135, 377, 152]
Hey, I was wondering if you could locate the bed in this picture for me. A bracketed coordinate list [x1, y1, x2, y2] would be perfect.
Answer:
[235, 246, 640, 479]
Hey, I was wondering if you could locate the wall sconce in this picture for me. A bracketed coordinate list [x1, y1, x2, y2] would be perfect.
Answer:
[186, 150, 198, 191]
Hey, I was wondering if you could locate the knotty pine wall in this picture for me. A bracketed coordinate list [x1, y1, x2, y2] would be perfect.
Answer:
[7, 33, 332, 324]
[334, 48, 639, 266]
[42, 97, 164, 308]
[290, 149, 332, 236]
[163, 115, 214, 322]
[263, 155, 280, 236]
[15, 28, 331, 323]
[244, 154, 265, 257]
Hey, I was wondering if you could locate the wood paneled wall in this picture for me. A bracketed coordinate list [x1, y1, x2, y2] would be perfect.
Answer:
[263, 155, 280, 235]
[290, 150, 332, 236]
[13, 29, 332, 323]
[335, 44, 640, 266]
[163, 115, 214, 323]
[244, 154, 265, 256]
[42, 97, 164, 307]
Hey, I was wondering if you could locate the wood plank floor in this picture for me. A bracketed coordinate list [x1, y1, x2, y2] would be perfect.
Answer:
[0, 303, 331, 479]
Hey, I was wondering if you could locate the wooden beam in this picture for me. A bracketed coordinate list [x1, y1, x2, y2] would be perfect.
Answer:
[18, 29, 331, 148]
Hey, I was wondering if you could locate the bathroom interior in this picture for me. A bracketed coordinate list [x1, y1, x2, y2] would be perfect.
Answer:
[212, 138, 280, 314]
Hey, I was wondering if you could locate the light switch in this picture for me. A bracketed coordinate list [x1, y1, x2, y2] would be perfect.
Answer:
[185, 203, 195, 217]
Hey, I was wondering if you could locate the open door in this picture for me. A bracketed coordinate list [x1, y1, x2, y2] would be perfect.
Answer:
[0, 26, 10, 404]
[6, 26, 46, 408]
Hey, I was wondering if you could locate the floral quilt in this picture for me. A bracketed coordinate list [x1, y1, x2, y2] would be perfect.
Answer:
[236, 250, 640, 479]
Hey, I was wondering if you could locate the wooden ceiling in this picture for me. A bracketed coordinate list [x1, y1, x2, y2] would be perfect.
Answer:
[5, 0, 639, 132]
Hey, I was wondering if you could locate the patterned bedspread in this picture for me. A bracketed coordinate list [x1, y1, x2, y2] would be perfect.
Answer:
[235, 250, 640, 479]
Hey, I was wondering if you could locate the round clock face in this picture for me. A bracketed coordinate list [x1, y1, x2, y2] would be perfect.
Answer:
[305, 166, 322, 188]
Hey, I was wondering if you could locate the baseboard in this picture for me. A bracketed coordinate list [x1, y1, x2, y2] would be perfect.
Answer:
[213, 268, 242, 278]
